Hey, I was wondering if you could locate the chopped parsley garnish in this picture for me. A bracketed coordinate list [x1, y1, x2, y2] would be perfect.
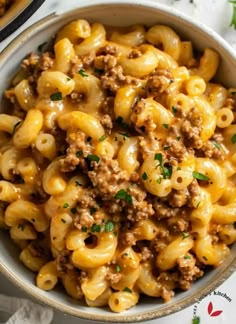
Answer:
[157, 177, 162, 184]
[82, 226, 87, 232]
[94, 68, 104, 74]
[87, 154, 100, 163]
[12, 121, 22, 135]
[172, 106, 177, 114]
[163, 146, 170, 151]
[142, 172, 148, 180]
[76, 150, 83, 157]
[78, 69, 88, 77]
[18, 224, 24, 231]
[75, 180, 82, 186]
[184, 255, 191, 259]
[70, 208, 77, 214]
[66, 77, 71, 81]
[231, 134, 236, 144]
[90, 207, 97, 215]
[63, 203, 69, 208]
[99, 135, 107, 141]
[91, 224, 101, 233]
[213, 140, 220, 149]
[114, 189, 133, 204]
[229, 0, 236, 28]
[50, 92, 62, 101]
[162, 123, 169, 129]
[123, 287, 132, 293]
[192, 316, 200, 324]
[202, 256, 208, 261]
[61, 218, 66, 224]
[114, 231, 118, 236]
[18, 177, 25, 184]
[119, 132, 130, 139]
[182, 232, 190, 239]
[176, 136, 181, 141]
[154, 153, 163, 165]
[196, 201, 201, 208]
[192, 171, 210, 181]
[105, 220, 115, 233]
[116, 264, 121, 272]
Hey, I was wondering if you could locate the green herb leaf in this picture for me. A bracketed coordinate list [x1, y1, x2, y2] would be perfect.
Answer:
[114, 231, 118, 236]
[172, 106, 177, 114]
[154, 153, 163, 165]
[105, 220, 115, 232]
[18, 224, 25, 231]
[157, 177, 162, 184]
[162, 124, 169, 129]
[192, 171, 210, 181]
[184, 255, 191, 259]
[212, 140, 220, 149]
[142, 172, 148, 180]
[163, 146, 170, 151]
[196, 201, 201, 209]
[231, 134, 236, 144]
[192, 316, 200, 324]
[70, 208, 77, 214]
[61, 218, 66, 224]
[63, 203, 69, 208]
[18, 177, 25, 184]
[90, 207, 97, 215]
[99, 135, 107, 142]
[162, 165, 173, 179]
[12, 121, 22, 135]
[94, 68, 104, 74]
[50, 92, 62, 101]
[176, 136, 181, 141]
[119, 132, 130, 138]
[91, 224, 101, 232]
[116, 264, 121, 272]
[66, 77, 71, 81]
[114, 189, 133, 204]
[202, 256, 208, 261]
[76, 150, 83, 158]
[75, 180, 82, 186]
[182, 232, 190, 239]
[87, 154, 100, 163]
[78, 69, 88, 77]
[123, 287, 132, 293]
[230, 0, 236, 28]
[82, 226, 87, 232]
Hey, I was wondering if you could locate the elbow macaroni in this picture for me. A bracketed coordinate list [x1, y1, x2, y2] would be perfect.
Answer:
[0, 19, 235, 313]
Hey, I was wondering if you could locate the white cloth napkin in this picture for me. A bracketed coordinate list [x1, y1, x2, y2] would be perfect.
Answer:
[0, 294, 53, 324]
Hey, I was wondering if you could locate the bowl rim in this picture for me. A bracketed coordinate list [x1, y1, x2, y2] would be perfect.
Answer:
[0, 0, 236, 322]
[0, 0, 46, 42]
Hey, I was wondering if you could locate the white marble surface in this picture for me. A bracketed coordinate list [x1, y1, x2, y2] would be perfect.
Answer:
[0, 0, 236, 323]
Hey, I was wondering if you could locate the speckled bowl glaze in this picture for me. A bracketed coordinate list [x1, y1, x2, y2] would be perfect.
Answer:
[0, 0, 46, 42]
[0, 0, 235, 322]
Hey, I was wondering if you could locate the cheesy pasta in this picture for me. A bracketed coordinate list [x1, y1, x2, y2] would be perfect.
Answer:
[0, 19, 236, 313]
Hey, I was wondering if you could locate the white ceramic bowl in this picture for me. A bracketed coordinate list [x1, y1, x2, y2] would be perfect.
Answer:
[0, 0, 236, 322]
[0, 0, 46, 42]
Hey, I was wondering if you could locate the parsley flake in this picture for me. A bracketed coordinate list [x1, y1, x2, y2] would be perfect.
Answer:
[230, 0, 236, 29]
[99, 135, 107, 141]
[70, 208, 77, 214]
[176, 136, 181, 141]
[231, 134, 236, 144]
[105, 220, 115, 233]
[82, 226, 87, 232]
[90, 207, 97, 215]
[94, 68, 104, 74]
[154, 153, 163, 165]
[75, 180, 82, 187]
[50, 92, 62, 101]
[61, 218, 66, 224]
[142, 172, 148, 180]
[87, 154, 100, 163]
[192, 316, 200, 324]
[63, 203, 69, 209]
[213, 141, 220, 149]
[192, 171, 210, 181]
[123, 287, 132, 293]
[91, 224, 101, 233]
[162, 124, 169, 129]
[18, 224, 25, 231]
[116, 264, 121, 272]
[184, 255, 191, 259]
[12, 121, 22, 135]
[182, 232, 190, 239]
[163, 146, 170, 151]
[157, 177, 162, 184]
[78, 69, 88, 77]
[202, 256, 208, 261]
[172, 106, 177, 114]
[114, 189, 133, 204]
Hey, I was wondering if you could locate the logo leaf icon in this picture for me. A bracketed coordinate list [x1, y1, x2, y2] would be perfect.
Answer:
[208, 302, 213, 315]
[211, 310, 223, 317]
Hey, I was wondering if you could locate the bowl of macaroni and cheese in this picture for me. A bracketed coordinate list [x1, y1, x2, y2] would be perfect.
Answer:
[0, 0, 236, 322]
